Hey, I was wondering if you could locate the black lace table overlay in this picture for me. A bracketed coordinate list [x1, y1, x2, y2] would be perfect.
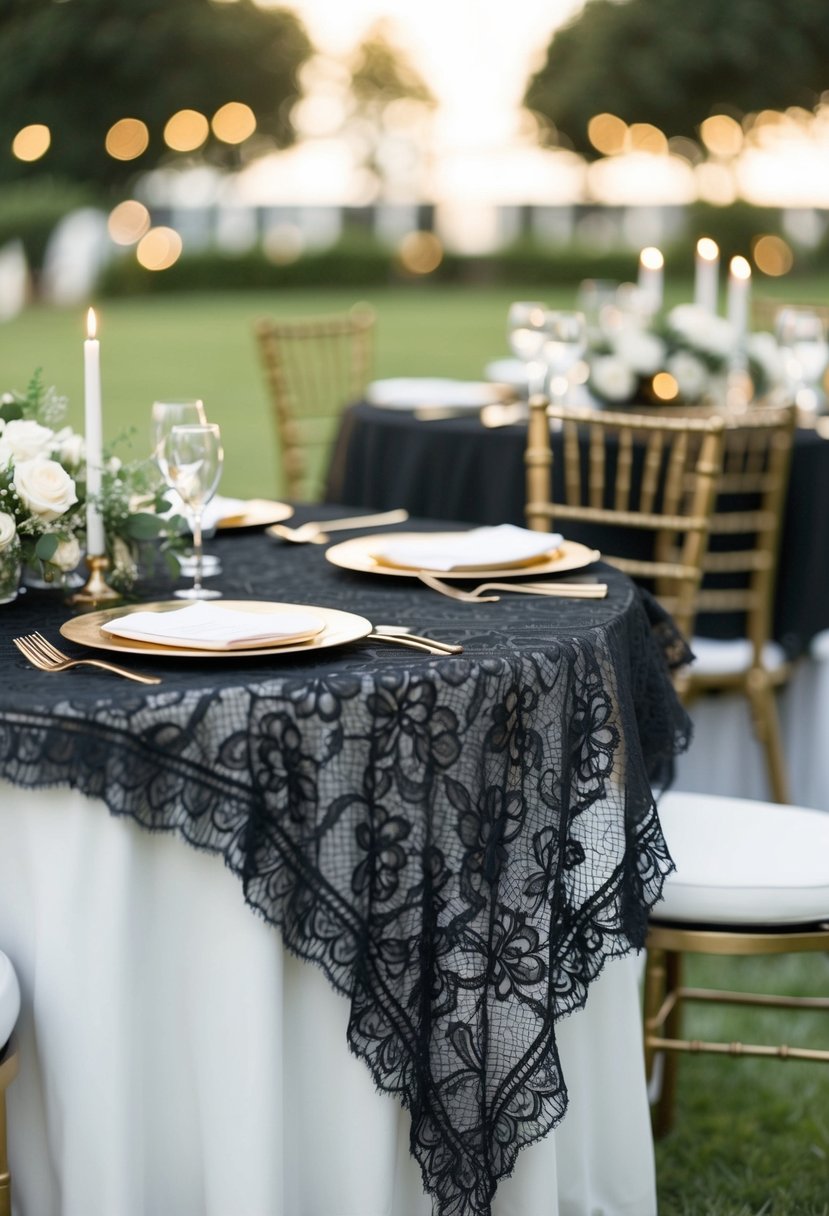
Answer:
[0, 519, 690, 1216]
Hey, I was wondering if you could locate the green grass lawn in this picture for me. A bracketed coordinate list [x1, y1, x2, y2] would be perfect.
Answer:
[3, 285, 567, 498]
[4, 282, 829, 1211]
[655, 952, 829, 1215]
[3, 276, 821, 498]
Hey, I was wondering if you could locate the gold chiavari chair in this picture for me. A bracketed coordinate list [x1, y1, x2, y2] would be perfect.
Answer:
[524, 398, 726, 640]
[677, 404, 797, 804]
[255, 304, 376, 501]
[644, 789, 829, 1138]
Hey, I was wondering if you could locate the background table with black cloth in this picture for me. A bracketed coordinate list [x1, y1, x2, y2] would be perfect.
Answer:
[327, 402, 829, 659]
[0, 514, 689, 1216]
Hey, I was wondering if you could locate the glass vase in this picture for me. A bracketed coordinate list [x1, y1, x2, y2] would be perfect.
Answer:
[0, 535, 22, 604]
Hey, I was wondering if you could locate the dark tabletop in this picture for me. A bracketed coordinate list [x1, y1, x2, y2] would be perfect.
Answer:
[327, 402, 829, 657]
[0, 511, 688, 1216]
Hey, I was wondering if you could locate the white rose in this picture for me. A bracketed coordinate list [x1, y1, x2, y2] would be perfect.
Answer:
[589, 355, 637, 402]
[0, 511, 16, 551]
[667, 305, 734, 359]
[666, 351, 709, 401]
[13, 458, 78, 522]
[3, 418, 54, 461]
[746, 332, 785, 386]
[53, 426, 85, 468]
[666, 304, 708, 342]
[0, 438, 11, 469]
[52, 535, 82, 572]
[613, 328, 666, 375]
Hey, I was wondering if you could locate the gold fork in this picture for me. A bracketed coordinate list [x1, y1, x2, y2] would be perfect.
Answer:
[14, 632, 162, 685]
[417, 571, 608, 603]
[268, 508, 409, 545]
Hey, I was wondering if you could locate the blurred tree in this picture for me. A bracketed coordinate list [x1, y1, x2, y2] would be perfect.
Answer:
[0, 0, 313, 193]
[524, 0, 829, 156]
[344, 21, 436, 198]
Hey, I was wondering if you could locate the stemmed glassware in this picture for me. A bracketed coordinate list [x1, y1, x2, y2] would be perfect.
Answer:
[542, 310, 588, 406]
[507, 301, 549, 396]
[160, 423, 224, 601]
[151, 399, 221, 576]
[774, 308, 829, 415]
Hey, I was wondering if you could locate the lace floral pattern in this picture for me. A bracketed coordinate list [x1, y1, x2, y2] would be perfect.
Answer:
[0, 526, 689, 1216]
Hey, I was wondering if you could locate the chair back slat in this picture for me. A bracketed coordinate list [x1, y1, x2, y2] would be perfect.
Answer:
[655, 404, 796, 663]
[615, 427, 634, 512]
[255, 305, 375, 501]
[525, 399, 726, 639]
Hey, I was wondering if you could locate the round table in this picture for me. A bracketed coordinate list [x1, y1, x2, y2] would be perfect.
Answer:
[0, 515, 688, 1216]
[327, 402, 829, 657]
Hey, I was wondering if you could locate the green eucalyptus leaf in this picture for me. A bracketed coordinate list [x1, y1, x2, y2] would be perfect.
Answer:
[0, 400, 24, 423]
[35, 532, 59, 560]
[123, 512, 165, 540]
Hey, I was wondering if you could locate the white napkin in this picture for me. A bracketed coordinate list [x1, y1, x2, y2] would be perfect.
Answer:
[101, 602, 326, 651]
[371, 524, 563, 572]
[366, 378, 504, 410]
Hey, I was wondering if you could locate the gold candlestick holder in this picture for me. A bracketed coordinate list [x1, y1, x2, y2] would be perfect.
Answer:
[67, 554, 123, 609]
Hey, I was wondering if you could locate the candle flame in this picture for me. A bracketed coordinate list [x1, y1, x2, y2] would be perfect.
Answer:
[86, 307, 97, 339]
[697, 237, 719, 261]
[730, 255, 752, 281]
[640, 246, 664, 270]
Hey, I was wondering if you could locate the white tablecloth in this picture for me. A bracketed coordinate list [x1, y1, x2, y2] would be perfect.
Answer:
[675, 632, 829, 811]
[0, 783, 656, 1216]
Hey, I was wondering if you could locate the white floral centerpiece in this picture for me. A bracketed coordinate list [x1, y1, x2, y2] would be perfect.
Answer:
[0, 373, 183, 596]
[587, 304, 783, 408]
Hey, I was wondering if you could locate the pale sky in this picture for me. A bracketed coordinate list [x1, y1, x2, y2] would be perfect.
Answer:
[250, 0, 829, 212]
[277, 0, 583, 151]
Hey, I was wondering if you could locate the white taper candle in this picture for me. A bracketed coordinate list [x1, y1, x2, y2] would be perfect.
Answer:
[694, 237, 720, 314]
[637, 247, 664, 315]
[84, 307, 105, 556]
[727, 256, 751, 353]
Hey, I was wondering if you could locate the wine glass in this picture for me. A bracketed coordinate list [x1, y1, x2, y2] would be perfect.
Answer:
[507, 301, 549, 396]
[576, 279, 619, 341]
[161, 423, 224, 600]
[151, 400, 221, 577]
[775, 308, 829, 414]
[542, 310, 588, 406]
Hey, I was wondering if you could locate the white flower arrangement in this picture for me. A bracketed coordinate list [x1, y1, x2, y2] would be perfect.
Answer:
[587, 303, 780, 408]
[0, 373, 184, 592]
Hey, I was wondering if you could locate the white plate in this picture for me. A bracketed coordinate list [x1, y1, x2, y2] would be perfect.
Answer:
[326, 534, 600, 581]
[366, 378, 511, 411]
[61, 601, 373, 659]
[484, 359, 530, 392]
[215, 499, 293, 530]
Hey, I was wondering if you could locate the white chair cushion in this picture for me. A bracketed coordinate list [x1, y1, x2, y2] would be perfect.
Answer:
[653, 790, 829, 926]
[688, 636, 787, 678]
[0, 950, 20, 1049]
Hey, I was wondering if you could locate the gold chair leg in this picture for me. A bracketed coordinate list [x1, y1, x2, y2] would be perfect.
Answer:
[0, 1090, 10, 1216]
[746, 672, 791, 805]
[653, 950, 683, 1138]
[0, 1040, 19, 1216]
[643, 946, 666, 1088]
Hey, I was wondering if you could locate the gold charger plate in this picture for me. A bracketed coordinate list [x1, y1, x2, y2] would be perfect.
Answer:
[60, 600, 372, 659]
[325, 533, 601, 580]
[216, 500, 293, 530]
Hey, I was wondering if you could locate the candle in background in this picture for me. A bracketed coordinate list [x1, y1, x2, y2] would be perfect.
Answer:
[727, 256, 752, 352]
[637, 247, 664, 315]
[84, 307, 105, 556]
[694, 237, 720, 313]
